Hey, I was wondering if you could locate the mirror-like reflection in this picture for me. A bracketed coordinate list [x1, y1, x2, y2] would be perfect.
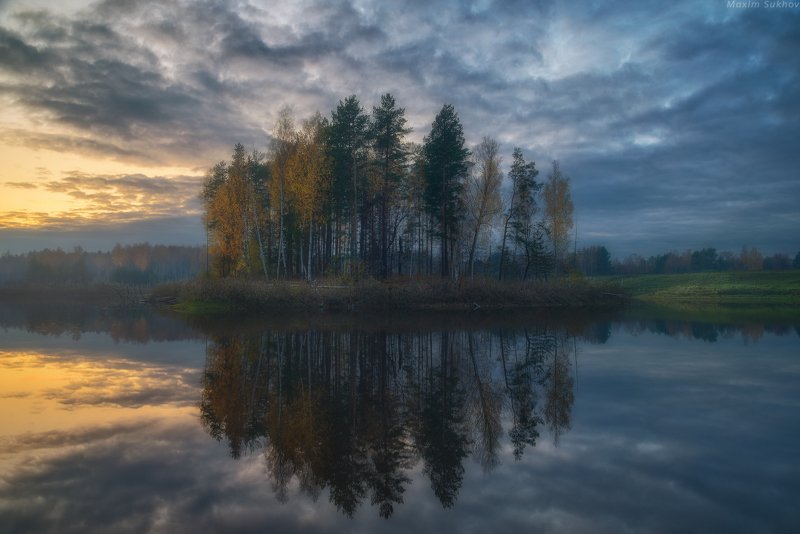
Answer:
[199, 327, 575, 517]
[1, 299, 799, 532]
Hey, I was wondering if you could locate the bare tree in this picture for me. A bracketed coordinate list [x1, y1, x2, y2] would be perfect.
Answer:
[542, 160, 574, 276]
[464, 137, 502, 277]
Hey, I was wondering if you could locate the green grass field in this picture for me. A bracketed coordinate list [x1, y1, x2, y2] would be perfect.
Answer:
[604, 270, 800, 305]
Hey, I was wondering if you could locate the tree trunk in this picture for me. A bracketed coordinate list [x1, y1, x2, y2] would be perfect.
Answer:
[276, 178, 286, 278]
[350, 156, 358, 277]
[498, 215, 511, 281]
[441, 167, 448, 278]
[251, 199, 268, 279]
[307, 221, 313, 281]
[468, 221, 479, 278]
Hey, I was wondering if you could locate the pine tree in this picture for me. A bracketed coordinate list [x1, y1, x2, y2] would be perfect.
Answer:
[423, 104, 470, 278]
[371, 93, 410, 278]
[329, 96, 370, 275]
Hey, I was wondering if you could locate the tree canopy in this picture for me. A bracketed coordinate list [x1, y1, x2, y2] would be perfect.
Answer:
[200, 95, 578, 281]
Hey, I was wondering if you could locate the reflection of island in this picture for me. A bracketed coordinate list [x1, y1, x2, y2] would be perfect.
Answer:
[200, 327, 576, 518]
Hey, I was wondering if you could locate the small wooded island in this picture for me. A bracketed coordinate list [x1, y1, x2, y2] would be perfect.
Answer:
[199, 97, 575, 285]
[154, 95, 615, 312]
[1, 96, 797, 314]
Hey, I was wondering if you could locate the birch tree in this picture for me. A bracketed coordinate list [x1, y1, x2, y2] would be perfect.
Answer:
[286, 112, 330, 280]
[270, 106, 296, 278]
[542, 160, 574, 276]
[464, 137, 502, 277]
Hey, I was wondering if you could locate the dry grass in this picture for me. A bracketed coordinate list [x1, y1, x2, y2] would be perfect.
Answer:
[152, 276, 625, 314]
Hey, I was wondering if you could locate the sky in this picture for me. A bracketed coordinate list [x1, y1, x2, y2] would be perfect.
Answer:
[0, 0, 798, 258]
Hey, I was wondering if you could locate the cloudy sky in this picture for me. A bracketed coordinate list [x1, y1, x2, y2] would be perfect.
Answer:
[0, 0, 798, 257]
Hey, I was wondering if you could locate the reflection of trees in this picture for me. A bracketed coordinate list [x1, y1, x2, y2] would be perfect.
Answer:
[543, 334, 575, 445]
[200, 335, 269, 458]
[199, 325, 577, 517]
[501, 329, 544, 460]
[0, 300, 201, 343]
[415, 332, 470, 508]
[618, 318, 800, 343]
[466, 332, 501, 472]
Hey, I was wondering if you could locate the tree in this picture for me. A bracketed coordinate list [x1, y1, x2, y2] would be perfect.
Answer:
[402, 143, 430, 276]
[329, 95, 370, 276]
[690, 247, 718, 271]
[202, 144, 270, 279]
[204, 144, 251, 277]
[542, 161, 574, 276]
[246, 148, 271, 278]
[464, 137, 502, 277]
[508, 148, 547, 281]
[499, 148, 547, 280]
[740, 246, 763, 271]
[286, 112, 330, 280]
[270, 106, 297, 278]
[576, 245, 612, 276]
[202, 161, 227, 274]
[423, 104, 470, 278]
[794, 251, 800, 269]
[371, 93, 410, 278]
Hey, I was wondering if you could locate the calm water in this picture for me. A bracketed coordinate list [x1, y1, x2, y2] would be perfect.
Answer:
[1, 301, 798, 533]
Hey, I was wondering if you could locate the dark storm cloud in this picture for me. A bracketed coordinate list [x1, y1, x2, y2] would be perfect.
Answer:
[0, 4, 266, 165]
[558, 7, 800, 255]
[0, 128, 156, 162]
[0, 0, 797, 254]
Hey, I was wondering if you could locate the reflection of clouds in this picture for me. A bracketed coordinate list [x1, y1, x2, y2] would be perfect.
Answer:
[1, 323, 797, 532]
[0, 418, 341, 533]
[0, 350, 200, 410]
[5, 412, 789, 534]
[40, 360, 198, 410]
[1, 420, 146, 454]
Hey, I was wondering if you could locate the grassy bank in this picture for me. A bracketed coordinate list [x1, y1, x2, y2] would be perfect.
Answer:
[605, 270, 800, 306]
[152, 277, 625, 314]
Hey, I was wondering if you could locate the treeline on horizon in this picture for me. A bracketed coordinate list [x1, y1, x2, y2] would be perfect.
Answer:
[612, 246, 800, 276]
[1, 242, 797, 287]
[201, 94, 575, 281]
[0, 243, 205, 285]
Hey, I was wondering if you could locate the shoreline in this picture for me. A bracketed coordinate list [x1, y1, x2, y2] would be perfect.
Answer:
[3, 270, 797, 317]
[150, 277, 627, 314]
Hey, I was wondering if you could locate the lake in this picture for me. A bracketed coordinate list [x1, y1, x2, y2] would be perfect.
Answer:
[1, 301, 798, 533]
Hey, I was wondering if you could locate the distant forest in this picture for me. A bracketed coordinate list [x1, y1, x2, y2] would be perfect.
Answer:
[0, 242, 797, 287]
[0, 243, 204, 286]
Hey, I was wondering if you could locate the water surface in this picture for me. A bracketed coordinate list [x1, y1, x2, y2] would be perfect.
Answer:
[1, 301, 798, 533]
